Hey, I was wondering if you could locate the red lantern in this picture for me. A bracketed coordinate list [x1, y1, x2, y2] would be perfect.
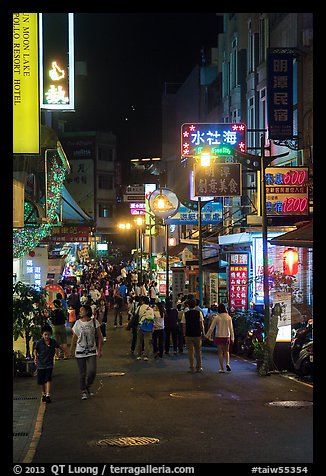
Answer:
[283, 248, 299, 275]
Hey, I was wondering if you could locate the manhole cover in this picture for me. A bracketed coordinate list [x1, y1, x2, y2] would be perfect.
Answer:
[97, 372, 126, 377]
[13, 396, 38, 400]
[268, 400, 313, 408]
[96, 437, 159, 447]
[170, 391, 219, 399]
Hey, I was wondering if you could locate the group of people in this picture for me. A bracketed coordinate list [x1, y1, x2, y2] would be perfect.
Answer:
[33, 259, 235, 403]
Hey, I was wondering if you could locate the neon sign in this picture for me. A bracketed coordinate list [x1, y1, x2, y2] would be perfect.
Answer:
[265, 167, 309, 216]
[39, 13, 74, 110]
[181, 123, 246, 158]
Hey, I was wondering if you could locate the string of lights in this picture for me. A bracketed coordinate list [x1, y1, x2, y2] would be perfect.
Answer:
[13, 157, 67, 259]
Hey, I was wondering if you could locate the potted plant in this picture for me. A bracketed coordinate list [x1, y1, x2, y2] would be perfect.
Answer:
[252, 338, 266, 371]
[13, 281, 49, 376]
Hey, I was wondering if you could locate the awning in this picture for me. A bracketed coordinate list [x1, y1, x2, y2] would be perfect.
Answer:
[60, 185, 93, 223]
[269, 221, 313, 248]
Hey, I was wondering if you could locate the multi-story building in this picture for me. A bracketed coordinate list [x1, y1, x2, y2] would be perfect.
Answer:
[162, 13, 313, 363]
[59, 130, 120, 244]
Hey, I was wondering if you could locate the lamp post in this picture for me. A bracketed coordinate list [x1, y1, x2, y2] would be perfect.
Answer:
[197, 151, 212, 307]
[165, 220, 169, 303]
[148, 188, 179, 304]
[135, 216, 144, 283]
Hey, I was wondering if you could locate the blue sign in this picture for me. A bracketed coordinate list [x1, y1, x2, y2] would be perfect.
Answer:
[165, 200, 223, 225]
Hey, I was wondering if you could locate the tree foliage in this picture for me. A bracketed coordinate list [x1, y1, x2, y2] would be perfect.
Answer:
[13, 281, 49, 358]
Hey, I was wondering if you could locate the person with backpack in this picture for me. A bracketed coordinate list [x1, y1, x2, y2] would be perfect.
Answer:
[136, 296, 154, 361]
[181, 298, 206, 373]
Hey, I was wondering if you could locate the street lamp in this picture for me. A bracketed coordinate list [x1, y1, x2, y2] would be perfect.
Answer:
[196, 151, 212, 307]
[148, 188, 179, 303]
[135, 216, 144, 282]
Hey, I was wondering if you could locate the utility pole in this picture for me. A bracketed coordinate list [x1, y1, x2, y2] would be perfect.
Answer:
[198, 196, 203, 307]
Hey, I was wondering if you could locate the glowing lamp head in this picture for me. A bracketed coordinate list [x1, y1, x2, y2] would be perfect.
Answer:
[152, 192, 174, 212]
[200, 152, 211, 167]
[135, 217, 144, 226]
[283, 248, 299, 275]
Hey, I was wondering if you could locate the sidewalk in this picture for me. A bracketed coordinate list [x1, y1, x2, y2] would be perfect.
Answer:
[13, 310, 313, 464]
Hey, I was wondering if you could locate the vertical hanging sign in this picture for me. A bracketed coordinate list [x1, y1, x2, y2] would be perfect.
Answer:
[39, 13, 74, 110]
[13, 13, 40, 154]
[228, 252, 249, 313]
[267, 49, 294, 140]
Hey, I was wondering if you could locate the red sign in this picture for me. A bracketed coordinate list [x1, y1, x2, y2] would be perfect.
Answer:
[228, 253, 249, 313]
[44, 283, 65, 308]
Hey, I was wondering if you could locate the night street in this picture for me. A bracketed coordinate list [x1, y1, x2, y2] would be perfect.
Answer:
[12, 11, 314, 474]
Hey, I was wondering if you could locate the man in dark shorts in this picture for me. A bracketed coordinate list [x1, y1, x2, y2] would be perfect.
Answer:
[33, 324, 65, 403]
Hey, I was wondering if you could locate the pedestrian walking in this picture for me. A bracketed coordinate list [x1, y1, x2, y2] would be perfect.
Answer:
[67, 304, 77, 328]
[69, 304, 103, 400]
[149, 281, 159, 306]
[136, 296, 154, 361]
[126, 296, 141, 354]
[97, 298, 108, 342]
[67, 287, 81, 316]
[33, 324, 66, 403]
[152, 301, 165, 358]
[176, 303, 185, 353]
[113, 291, 124, 328]
[205, 303, 234, 373]
[181, 298, 205, 373]
[50, 299, 68, 360]
[164, 300, 179, 355]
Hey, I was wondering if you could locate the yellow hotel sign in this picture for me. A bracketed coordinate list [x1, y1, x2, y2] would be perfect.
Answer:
[13, 13, 40, 154]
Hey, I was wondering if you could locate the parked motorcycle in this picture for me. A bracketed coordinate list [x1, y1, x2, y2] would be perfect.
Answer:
[291, 319, 313, 379]
[241, 321, 264, 358]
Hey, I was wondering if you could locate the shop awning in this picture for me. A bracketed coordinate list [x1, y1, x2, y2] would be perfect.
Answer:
[60, 185, 93, 223]
[269, 221, 313, 248]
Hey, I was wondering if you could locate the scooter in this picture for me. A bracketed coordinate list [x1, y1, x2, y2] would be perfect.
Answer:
[241, 321, 264, 358]
[291, 319, 313, 379]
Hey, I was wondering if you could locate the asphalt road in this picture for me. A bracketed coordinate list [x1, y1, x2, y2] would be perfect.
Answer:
[25, 312, 313, 466]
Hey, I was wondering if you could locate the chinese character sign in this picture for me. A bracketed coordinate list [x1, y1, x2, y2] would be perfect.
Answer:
[228, 253, 249, 313]
[265, 167, 309, 216]
[194, 163, 241, 197]
[40, 13, 74, 110]
[267, 51, 294, 140]
[165, 200, 223, 225]
[181, 123, 246, 158]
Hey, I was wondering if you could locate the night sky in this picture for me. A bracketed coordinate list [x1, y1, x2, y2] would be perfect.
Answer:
[57, 13, 223, 165]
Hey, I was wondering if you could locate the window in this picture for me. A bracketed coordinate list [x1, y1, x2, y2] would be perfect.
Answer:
[259, 88, 267, 132]
[98, 175, 113, 189]
[98, 146, 113, 162]
[247, 20, 255, 73]
[248, 97, 255, 149]
[230, 37, 238, 89]
[222, 60, 230, 98]
[99, 204, 112, 218]
[259, 15, 269, 63]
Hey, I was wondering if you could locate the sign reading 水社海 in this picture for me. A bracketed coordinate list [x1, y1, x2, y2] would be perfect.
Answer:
[265, 167, 309, 216]
[13, 13, 40, 154]
[181, 123, 246, 158]
[194, 163, 242, 197]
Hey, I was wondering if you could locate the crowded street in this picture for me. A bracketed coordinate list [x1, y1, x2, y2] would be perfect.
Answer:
[13, 11, 314, 472]
[14, 302, 313, 465]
